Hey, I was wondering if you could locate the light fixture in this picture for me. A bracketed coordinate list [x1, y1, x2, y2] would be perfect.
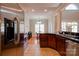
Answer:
[37, 20, 42, 24]
[44, 9, 47, 12]
[32, 9, 35, 12]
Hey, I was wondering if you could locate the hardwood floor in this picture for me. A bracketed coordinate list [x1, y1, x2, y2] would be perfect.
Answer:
[24, 35, 60, 56]
[2, 47, 23, 56]
[2, 35, 60, 56]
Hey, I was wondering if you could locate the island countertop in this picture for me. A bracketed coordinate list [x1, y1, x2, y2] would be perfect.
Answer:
[39, 33, 79, 43]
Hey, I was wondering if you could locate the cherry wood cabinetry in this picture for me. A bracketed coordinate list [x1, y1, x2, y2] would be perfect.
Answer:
[20, 33, 24, 42]
[39, 34, 48, 47]
[39, 33, 66, 56]
[48, 34, 56, 49]
[56, 35, 66, 56]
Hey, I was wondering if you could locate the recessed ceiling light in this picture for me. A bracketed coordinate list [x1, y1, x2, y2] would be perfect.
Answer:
[32, 9, 35, 12]
[44, 9, 47, 12]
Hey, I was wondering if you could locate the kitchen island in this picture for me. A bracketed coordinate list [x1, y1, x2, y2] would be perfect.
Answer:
[39, 33, 79, 56]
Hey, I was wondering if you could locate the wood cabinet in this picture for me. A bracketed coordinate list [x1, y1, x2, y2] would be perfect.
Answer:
[39, 33, 66, 56]
[56, 35, 66, 56]
[48, 34, 56, 49]
[66, 40, 79, 56]
[20, 33, 24, 42]
[39, 34, 48, 47]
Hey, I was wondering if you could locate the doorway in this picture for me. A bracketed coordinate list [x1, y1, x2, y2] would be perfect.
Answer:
[30, 19, 48, 35]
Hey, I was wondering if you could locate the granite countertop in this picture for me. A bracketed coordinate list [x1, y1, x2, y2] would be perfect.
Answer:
[39, 33, 79, 43]
[55, 33, 79, 43]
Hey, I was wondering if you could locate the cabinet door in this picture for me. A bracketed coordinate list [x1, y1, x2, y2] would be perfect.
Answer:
[48, 35, 52, 47]
[48, 35, 56, 49]
[56, 36, 66, 56]
[40, 39, 48, 47]
[39, 34, 48, 47]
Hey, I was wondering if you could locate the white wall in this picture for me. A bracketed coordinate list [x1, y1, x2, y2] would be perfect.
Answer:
[24, 11, 30, 33]
[48, 13, 55, 33]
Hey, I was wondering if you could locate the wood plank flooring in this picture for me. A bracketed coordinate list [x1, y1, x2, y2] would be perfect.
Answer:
[2, 35, 60, 56]
[24, 35, 60, 56]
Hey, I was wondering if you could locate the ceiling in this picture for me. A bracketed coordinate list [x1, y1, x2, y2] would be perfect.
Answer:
[62, 10, 79, 21]
[18, 3, 60, 20]
[1, 3, 60, 11]
[19, 3, 60, 7]
[1, 3, 22, 12]
[1, 3, 24, 21]
[19, 3, 60, 12]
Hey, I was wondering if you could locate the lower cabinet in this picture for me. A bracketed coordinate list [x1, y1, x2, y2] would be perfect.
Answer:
[39, 34, 66, 56]
[39, 34, 48, 47]
[40, 39, 48, 47]
[48, 34, 56, 49]
[66, 40, 79, 56]
[56, 35, 66, 56]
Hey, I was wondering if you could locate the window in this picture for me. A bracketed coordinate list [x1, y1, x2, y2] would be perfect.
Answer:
[20, 21, 24, 33]
[61, 22, 66, 31]
[35, 23, 44, 33]
[14, 21, 17, 33]
[1, 22, 4, 32]
[65, 4, 78, 10]
[61, 22, 78, 32]
[71, 22, 78, 32]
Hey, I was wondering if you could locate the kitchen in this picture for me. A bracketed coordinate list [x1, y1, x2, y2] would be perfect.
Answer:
[0, 3, 79, 56]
